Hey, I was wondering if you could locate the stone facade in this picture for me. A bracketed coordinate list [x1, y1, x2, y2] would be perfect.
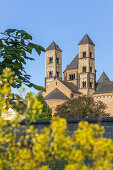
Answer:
[78, 43, 95, 95]
[44, 34, 113, 116]
[45, 42, 62, 89]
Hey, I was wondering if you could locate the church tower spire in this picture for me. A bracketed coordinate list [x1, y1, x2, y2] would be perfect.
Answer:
[78, 34, 96, 95]
[45, 41, 62, 89]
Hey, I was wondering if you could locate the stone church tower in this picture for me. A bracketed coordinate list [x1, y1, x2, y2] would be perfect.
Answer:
[78, 34, 95, 95]
[45, 41, 62, 89]
[43, 34, 113, 116]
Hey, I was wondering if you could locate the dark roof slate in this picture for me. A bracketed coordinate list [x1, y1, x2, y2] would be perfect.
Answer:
[59, 79, 81, 94]
[94, 81, 113, 94]
[79, 34, 95, 46]
[46, 41, 62, 52]
[98, 72, 110, 83]
[66, 54, 78, 70]
[44, 88, 69, 100]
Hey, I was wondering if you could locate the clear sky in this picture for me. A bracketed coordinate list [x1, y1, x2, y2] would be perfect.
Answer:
[1, 0, 113, 94]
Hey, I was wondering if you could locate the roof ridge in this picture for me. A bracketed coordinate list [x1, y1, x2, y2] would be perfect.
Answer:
[98, 72, 110, 83]
[65, 54, 78, 71]
[78, 34, 95, 46]
[44, 88, 69, 100]
[46, 41, 62, 52]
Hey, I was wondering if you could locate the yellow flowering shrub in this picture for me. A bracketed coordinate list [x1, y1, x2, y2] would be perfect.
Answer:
[0, 69, 113, 169]
[25, 95, 43, 119]
[0, 117, 112, 170]
[0, 68, 14, 114]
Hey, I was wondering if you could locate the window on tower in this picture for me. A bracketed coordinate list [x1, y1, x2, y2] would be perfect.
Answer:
[49, 57, 53, 64]
[69, 74, 75, 80]
[90, 82, 93, 88]
[49, 71, 52, 78]
[83, 66, 86, 72]
[56, 57, 59, 64]
[90, 52, 92, 58]
[56, 72, 59, 77]
[90, 67, 92, 72]
[83, 52, 86, 58]
[83, 81, 86, 88]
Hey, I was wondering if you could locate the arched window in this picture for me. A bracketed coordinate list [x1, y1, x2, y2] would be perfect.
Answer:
[49, 57, 53, 64]
[56, 57, 59, 64]
[83, 52, 86, 58]
[90, 82, 93, 88]
[83, 66, 86, 72]
[69, 74, 75, 80]
[49, 71, 52, 78]
[90, 67, 92, 72]
[83, 81, 86, 88]
[90, 52, 92, 58]
[56, 72, 59, 77]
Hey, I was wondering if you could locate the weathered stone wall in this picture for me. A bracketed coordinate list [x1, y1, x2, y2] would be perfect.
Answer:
[45, 49, 62, 88]
[78, 44, 95, 95]
[20, 117, 113, 139]
[94, 94, 113, 116]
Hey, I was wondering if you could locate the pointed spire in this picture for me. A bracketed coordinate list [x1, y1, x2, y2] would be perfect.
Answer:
[46, 41, 62, 52]
[78, 34, 95, 46]
[98, 72, 110, 83]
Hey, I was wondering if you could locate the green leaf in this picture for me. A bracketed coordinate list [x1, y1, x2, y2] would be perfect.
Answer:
[33, 84, 45, 91]
[21, 32, 32, 40]
[34, 45, 45, 55]
[28, 43, 45, 55]
[5, 29, 17, 33]
[26, 43, 33, 54]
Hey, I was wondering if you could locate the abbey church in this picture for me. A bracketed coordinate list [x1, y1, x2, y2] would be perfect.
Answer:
[43, 34, 113, 116]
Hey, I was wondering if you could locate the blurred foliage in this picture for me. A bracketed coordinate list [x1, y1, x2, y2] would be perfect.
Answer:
[0, 117, 113, 169]
[25, 93, 52, 119]
[55, 95, 110, 118]
[0, 29, 45, 91]
[0, 68, 24, 116]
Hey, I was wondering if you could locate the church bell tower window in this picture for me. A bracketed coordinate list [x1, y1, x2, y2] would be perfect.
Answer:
[83, 81, 86, 88]
[90, 67, 92, 73]
[56, 57, 59, 64]
[83, 52, 86, 58]
[56, 72, 59, 77]
[49, 57, 53, 64]
[83, 66, 86, 72]
[49, 71, 52, 78]
[90, 52, 92, 58]
[90, 82, 93, 88]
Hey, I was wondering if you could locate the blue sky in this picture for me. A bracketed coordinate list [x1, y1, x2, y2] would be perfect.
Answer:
[1, 0, 113, 94]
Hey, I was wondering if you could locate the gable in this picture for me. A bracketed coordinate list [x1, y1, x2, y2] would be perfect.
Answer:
[44, 88, 69, 100]
[43, 78, 80, 99]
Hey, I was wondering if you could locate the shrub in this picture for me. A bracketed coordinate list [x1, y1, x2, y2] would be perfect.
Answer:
[0, 117, 113, 169]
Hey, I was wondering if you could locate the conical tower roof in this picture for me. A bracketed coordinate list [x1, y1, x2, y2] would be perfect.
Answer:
[66, 54, 78, 70]
[98, 72, 110, 83]
[78, 34, 95, 46]
[46, 41, 62, 52]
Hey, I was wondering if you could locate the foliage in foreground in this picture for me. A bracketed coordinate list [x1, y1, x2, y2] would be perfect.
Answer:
[0, 117, 113, 170]
[0, 68, 23, 115]
[0, 68, 51, 119]
[55, 95, 110, 118]
[25, 93, 52, 119]
[0, 29, 45, 91]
